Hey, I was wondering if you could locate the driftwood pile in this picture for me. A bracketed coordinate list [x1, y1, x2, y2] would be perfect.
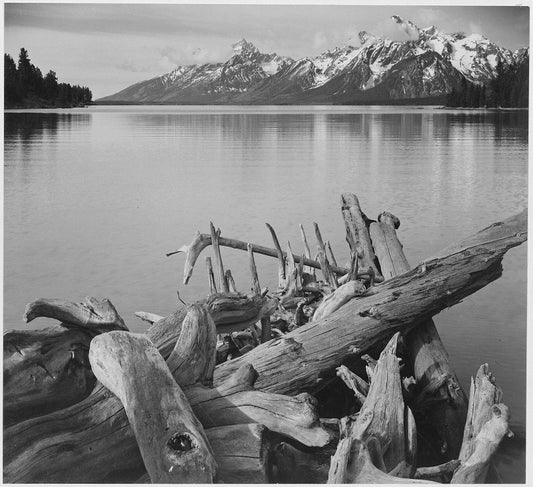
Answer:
[3, 194, 526, 483]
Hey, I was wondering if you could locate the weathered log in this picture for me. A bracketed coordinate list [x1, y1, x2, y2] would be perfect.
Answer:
[451, 364, 512, 483]
[24, 296, 127, 332]
[4, 297, 129, 425]
[3, 304, 214, 482]
[341, 193, 383, 281]
[185, 362, 331, 447]
[347, 333, 415, 470]
[369, 214, 409, 280]
[369, 211, 468, 460]
[135, 311, 164, 324]
[312, 279, 366, 321]
[89, 331, 217, 483]
[328, 438, 432, 484]
[207, 424, 278, 483]
[148, 292, 276, 358]
[213, 210, 526, 394]
[167, 230, 378, 284]
[3, 327, 95, 426]
[141, 423, 281, 483]
[4, 305, 329, 482]
[271, 440, 335, 483]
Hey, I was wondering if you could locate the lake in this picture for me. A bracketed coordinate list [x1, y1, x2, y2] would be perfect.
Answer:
[3, 105, 528, 482]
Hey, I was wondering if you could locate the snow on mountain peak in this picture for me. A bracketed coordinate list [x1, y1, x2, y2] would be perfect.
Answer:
[232, 38, 258, 56]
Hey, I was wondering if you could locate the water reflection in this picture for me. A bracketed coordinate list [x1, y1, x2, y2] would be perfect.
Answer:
[4, 112, 91, 160]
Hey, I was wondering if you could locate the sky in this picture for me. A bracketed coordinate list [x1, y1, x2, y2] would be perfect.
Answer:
[3, 3, 530, 99]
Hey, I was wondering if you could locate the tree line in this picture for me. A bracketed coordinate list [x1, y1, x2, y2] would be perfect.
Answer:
[447, 54, 528, 108]
[5, 48, 92, 108]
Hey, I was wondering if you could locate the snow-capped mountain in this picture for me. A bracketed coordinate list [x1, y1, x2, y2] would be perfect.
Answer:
[98, 17, 528, 104]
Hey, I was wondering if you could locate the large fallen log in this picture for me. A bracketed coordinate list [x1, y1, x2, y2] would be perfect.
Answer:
[213, 210, 526, 394]
[368, 211, 468, 460]
[3, 297, 128, 425]
[4, 304, 328, 482]
[3, 327, 94, 426]
[89, 331, 217, 483]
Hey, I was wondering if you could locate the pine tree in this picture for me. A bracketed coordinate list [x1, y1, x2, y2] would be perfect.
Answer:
[4, 54, 20, 104]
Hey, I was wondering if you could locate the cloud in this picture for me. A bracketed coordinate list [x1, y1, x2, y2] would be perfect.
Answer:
[313, 31, 328, 50]
[468, 22, 484, 36]
[416, 8, 443, 27]
[117, 60, 150, 73]
[391, 15, 419, 40]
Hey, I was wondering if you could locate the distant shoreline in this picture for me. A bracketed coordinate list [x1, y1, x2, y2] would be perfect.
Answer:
[4, 104, 527, 112]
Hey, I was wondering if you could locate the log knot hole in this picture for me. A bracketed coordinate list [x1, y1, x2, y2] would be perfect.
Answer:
[167, 432, 196, 452]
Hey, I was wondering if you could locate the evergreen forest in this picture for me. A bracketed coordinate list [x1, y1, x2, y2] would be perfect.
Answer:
[5, 48, 92, 108]
[446, 54, 529, 108]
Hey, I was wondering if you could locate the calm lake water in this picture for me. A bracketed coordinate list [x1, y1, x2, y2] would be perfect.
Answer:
[4, 106, 528, 481]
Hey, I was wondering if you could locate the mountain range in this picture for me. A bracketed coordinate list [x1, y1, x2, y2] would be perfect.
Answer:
[98, 16, 528, 105]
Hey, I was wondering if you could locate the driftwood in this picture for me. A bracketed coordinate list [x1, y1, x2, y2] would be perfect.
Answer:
[451, 364, 512, 483]
[135, 311, 164, 324]
[213, 210, 526, 394]
[89, 331, 217, 483]
[23, 296, 127, 332]
[167, 229, 378, 284]
[336, 364, 369, 407]
[207, 423, 278, 483]
[341, 193, 383, 282]
[4, 297, 128, 425]
[314, 223, 338, 289]
[266, 222, 287, 288]
[352, 334, 416, 469]
[4, 292, 272, 428]
[328, 438, 432, 484]
[3, 207, 525, 483]
[369, 211, 468, 460]
[271, 441, 335, 483]
[148, 292, 276, 358]
[299, 224, 315, 275]
[327, 334, 422, 483]
[4, 303, 329, 482]
[312, 279, 366, 321]
[3, 327, 94, 426]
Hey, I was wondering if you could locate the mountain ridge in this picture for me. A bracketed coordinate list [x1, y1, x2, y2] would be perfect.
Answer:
[97, 16, 528, 104]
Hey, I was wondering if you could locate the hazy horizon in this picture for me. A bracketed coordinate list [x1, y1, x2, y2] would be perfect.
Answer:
[4, 3, 530, 99]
